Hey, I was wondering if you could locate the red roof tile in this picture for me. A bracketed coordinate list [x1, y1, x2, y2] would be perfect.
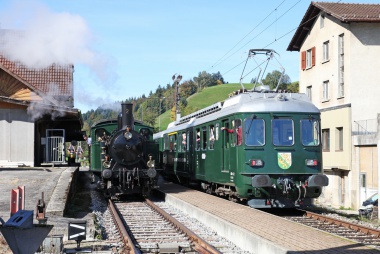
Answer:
[314, 2, 380, 22]
[0, 55, 73, 96]
[287, 2, 380, 51]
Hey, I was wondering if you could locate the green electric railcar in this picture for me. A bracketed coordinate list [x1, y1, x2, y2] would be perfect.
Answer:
[154, 90, 328, 208]
[90, 103, 158, 198]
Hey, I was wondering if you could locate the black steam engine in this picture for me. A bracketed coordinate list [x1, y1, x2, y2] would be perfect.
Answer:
[90, 103, 158, 198]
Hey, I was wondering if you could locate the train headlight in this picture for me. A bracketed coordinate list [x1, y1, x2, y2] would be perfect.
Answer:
[250, 159, 263, 167]
[305, 159, 318, 166]
[124, 131, 132, 140]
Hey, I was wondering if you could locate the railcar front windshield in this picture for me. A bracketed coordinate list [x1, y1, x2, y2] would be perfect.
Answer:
[272, 119, 294, 146]
[245, 119, 265, 146]
[301, 119, 320, 146]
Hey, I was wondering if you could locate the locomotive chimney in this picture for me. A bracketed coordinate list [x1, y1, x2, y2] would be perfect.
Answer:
[121, 103, 134, 130]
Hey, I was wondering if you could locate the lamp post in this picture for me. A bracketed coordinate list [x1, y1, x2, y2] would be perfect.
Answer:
[159, 97, 165, 132]
[172, 74, 182, 121]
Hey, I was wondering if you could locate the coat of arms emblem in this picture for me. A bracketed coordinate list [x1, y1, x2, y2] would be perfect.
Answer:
[278, 152, 292, 169]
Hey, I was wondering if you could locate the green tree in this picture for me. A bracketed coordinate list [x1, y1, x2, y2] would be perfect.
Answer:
[287, 81, 299, 93]
[261, 70, 291, 91]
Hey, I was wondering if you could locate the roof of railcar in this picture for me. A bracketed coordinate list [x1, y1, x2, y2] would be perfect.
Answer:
[154, 91, 319, 139]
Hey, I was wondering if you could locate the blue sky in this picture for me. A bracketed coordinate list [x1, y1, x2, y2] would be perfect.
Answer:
[0, 0, 377, 112]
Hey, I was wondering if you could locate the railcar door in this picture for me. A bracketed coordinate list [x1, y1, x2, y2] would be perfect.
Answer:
[222, 120, 231, 172]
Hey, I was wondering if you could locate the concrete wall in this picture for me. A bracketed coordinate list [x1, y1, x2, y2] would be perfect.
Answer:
[0, 108, 34, 167]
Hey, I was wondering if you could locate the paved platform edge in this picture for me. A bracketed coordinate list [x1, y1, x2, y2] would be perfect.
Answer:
[46, 167, 78, 216]
[161, 190, 289, 254]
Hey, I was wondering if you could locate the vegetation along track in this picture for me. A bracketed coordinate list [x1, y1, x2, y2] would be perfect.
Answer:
[283, 209, 380, 250]
[109, 198, 223, 254]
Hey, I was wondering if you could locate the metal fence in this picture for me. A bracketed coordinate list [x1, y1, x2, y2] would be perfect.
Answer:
[352, 119, 378, 135]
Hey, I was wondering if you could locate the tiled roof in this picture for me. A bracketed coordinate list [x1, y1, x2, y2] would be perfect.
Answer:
[314, 2, 380, 22]
[287, 2, 380, 51]
[0, 55, 74, 96]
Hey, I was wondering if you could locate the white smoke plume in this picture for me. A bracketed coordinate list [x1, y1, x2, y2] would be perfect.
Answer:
[0, 1, 96, 69]
[0, 0, 118, 115]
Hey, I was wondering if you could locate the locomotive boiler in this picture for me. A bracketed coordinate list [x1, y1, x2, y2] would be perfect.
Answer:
[90, 103, 158, 198]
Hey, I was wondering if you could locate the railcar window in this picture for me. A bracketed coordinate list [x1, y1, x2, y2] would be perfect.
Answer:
[209, 125, 215, 150]
[169, 134, 177, 151]
[235, 119, 242, 146]
[181, 132, 187, 151]
[301, 119, 320, 146]
[272, 119, 294, 146]
[164, 135, 169, 150]
[196, 128, 201, 150]
[202, 127, 207, 150]
[245, 119, 265, 146]
[215, 123, 219, 140]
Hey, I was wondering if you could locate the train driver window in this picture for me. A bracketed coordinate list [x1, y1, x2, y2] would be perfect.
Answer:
[301, 119, 320, 146]
[209, 125, 215, 150]
[272, 119, 294, 146]
[245, 119, 265, 146]
[95, 128, 107, 141]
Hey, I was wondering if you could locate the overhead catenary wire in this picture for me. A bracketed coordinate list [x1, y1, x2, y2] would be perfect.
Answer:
[209, 0, 287, 71]
[211, 0, 302, 73]
[222, 0, 344, 78]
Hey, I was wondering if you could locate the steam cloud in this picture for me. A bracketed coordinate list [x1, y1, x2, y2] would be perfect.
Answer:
[0, 0, 118, 116]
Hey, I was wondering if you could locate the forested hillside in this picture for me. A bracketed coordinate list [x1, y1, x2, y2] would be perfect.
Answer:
[81, 70, 297, 134]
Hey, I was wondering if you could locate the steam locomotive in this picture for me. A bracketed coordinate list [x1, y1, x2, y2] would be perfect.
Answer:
[89, 103, 159, 198]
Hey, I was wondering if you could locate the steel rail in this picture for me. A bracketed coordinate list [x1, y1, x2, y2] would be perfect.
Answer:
[145, 198, 222, 254]
[108, 199, 140, 254]
[304, 210, 380, 237]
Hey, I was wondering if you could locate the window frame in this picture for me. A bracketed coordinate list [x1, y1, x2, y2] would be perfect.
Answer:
[322, 80, 329, 101]
[323, 41, 329, 62]
[336, 127, 343, 151]
[272, 119, 294, 147]
[322, 128, 330, 152]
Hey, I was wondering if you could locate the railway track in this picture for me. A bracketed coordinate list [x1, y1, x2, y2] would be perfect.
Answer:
[284, 209, 380, 250]
[108, 198, 226, 253]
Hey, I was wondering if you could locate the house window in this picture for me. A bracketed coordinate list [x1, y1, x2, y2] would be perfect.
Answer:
[306, 86, 312, 101]
[338, 34, 344, 98]
[336, 127, 343, 151]
[322, 129, 330, 151]
[323, 80, 329, 101]
[301, 47, 316, 70]
[323, 41, 329, 62]
[320, 14, 325, 28]
[306, 49, 312, 68]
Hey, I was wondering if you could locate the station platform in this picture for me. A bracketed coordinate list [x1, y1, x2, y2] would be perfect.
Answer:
[156, 181, 380, 254]
[0, 166, 96, 253]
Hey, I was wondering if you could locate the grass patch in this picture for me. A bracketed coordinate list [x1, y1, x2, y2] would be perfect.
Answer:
[156, 83, 254, 131]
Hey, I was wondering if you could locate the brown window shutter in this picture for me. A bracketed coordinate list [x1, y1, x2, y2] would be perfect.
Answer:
[301, 51, 306, 70]
[312, 47, 316, 66]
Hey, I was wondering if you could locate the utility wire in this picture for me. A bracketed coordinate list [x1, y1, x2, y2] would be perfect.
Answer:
[221, 0, 344, 78]
[209, 0, 287, 71]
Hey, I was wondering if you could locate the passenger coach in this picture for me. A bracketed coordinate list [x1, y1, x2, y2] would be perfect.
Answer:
[154, 88, 329, 208]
